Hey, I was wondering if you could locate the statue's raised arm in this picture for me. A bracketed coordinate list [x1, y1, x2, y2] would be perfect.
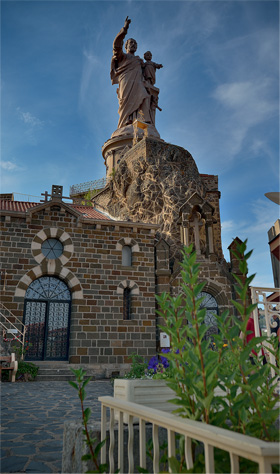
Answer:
[111, 17, 131, 67]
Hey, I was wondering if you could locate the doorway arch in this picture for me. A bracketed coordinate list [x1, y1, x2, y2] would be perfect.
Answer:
[23, 276, 71, 361]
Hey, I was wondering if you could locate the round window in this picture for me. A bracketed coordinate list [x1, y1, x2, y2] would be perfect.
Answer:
[41, 238, 63, 259]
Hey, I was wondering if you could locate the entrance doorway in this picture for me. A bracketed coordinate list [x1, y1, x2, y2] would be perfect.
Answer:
[23, 276, 71, 361]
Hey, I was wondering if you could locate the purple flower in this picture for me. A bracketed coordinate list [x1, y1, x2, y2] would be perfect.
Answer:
[148, 351, 170, 373]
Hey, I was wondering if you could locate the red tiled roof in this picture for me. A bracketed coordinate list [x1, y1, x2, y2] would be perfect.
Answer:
[0, 200, 38, 212]
[0, 200, 111, 221]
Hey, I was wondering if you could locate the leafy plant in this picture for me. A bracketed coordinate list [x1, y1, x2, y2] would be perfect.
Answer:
[1, 360, 38, 382]
[154, 241, 279, 472]
[17, 361, 39, 381]
[69, 368, 108, 473]
[123, 353, 151, 379]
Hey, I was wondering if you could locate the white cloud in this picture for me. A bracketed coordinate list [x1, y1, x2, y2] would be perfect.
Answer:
[213, 79, 277, 125]
[79, 49, 102, 106]
[16, 108, 45, 145]
[211, 78, 278, 158]
[17, 108, 44, 128]
[221, 220, 235, 232]
[0, 160, 21, 171]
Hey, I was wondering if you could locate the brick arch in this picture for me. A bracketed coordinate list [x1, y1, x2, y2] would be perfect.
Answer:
[201, 281, 228, 307]
[31, 227, 74, 265]
[15, 263, 83, 300]
[116, 238, 140, 252]
[116, 280, 139, 296]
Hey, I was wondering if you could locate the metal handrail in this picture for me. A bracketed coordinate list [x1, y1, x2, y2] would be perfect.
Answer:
[0, 304, 26, 359]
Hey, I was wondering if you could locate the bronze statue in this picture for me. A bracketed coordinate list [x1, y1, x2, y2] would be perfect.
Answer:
[111, 17, 163, 129]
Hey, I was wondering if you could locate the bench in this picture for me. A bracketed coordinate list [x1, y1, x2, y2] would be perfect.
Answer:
[0, 354, 18, 382]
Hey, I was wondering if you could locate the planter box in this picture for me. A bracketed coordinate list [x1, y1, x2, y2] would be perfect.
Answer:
[114, 379, 175, 422]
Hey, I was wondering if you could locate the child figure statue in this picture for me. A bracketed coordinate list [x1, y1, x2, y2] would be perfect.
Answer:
[143, 51, 163, 86]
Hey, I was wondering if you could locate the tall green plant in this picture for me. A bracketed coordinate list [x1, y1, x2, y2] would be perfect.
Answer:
[156, 241, 279, 442]
[69, 368, 107, 473]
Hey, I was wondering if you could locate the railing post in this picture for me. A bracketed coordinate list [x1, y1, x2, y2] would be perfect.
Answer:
[152, 424, 159, 474]
[204, 443, 215, 474]
[230, 452, 240, 473]
[139, 419, 146, 470]
[100, 403, 107, 465]
[127, 415, 134, 474]
[109, 408, 115, 473]
[258, 457, 272, 474]
[118, 411, 124, 473]
[167, 429, 176, 473]
[185, 436, 194, 470]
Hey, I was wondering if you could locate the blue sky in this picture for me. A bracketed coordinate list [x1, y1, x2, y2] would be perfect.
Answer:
[1, 0, 279, 287]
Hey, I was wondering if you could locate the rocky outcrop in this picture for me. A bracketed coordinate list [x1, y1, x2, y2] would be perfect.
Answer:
[93, 138, 205, 258]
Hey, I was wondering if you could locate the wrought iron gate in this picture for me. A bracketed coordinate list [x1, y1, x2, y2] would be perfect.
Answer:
[23, 277, 71, 361]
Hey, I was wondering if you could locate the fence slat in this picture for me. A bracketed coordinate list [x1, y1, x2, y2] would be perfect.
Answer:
[128, 415, 134, 474]
[139, 419, 146, 470]
[185, 435, 194, 470]
[109, 408, 115, 473]
[153, 424, 159, 474]
[118, 411, 124, 473]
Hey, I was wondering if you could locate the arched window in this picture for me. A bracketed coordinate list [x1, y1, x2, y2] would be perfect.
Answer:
[122, 245, 132, 266]
[23, 276, 71, 361]
[197, 291, 219, 340]
[41, 239, 63, 259]
[123, 287, 132, 320]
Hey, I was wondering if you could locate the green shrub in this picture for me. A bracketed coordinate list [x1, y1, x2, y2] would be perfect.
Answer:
[156, 241, 279, 442]
[16, 361, 39, 381]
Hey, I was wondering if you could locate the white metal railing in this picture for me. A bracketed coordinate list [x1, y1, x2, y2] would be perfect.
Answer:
[99, 396, 279, 474]
[251, 287, 280, 378]
[0, 304, 26, 359]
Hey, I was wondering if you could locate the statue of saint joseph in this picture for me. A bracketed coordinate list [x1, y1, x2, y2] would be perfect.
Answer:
[110, 17, 151, 129]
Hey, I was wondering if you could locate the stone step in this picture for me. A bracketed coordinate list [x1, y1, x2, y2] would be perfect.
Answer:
[36, 374, 79, 381]
[37, 368, 76, 376]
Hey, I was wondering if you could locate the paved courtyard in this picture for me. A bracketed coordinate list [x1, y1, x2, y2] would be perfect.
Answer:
[0, 380, 113, 473]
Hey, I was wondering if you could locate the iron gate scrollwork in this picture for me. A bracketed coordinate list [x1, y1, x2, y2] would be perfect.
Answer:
[23, 277, 71, 361]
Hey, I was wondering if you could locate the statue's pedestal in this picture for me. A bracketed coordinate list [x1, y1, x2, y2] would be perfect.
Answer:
[102, 124, 162, 178]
